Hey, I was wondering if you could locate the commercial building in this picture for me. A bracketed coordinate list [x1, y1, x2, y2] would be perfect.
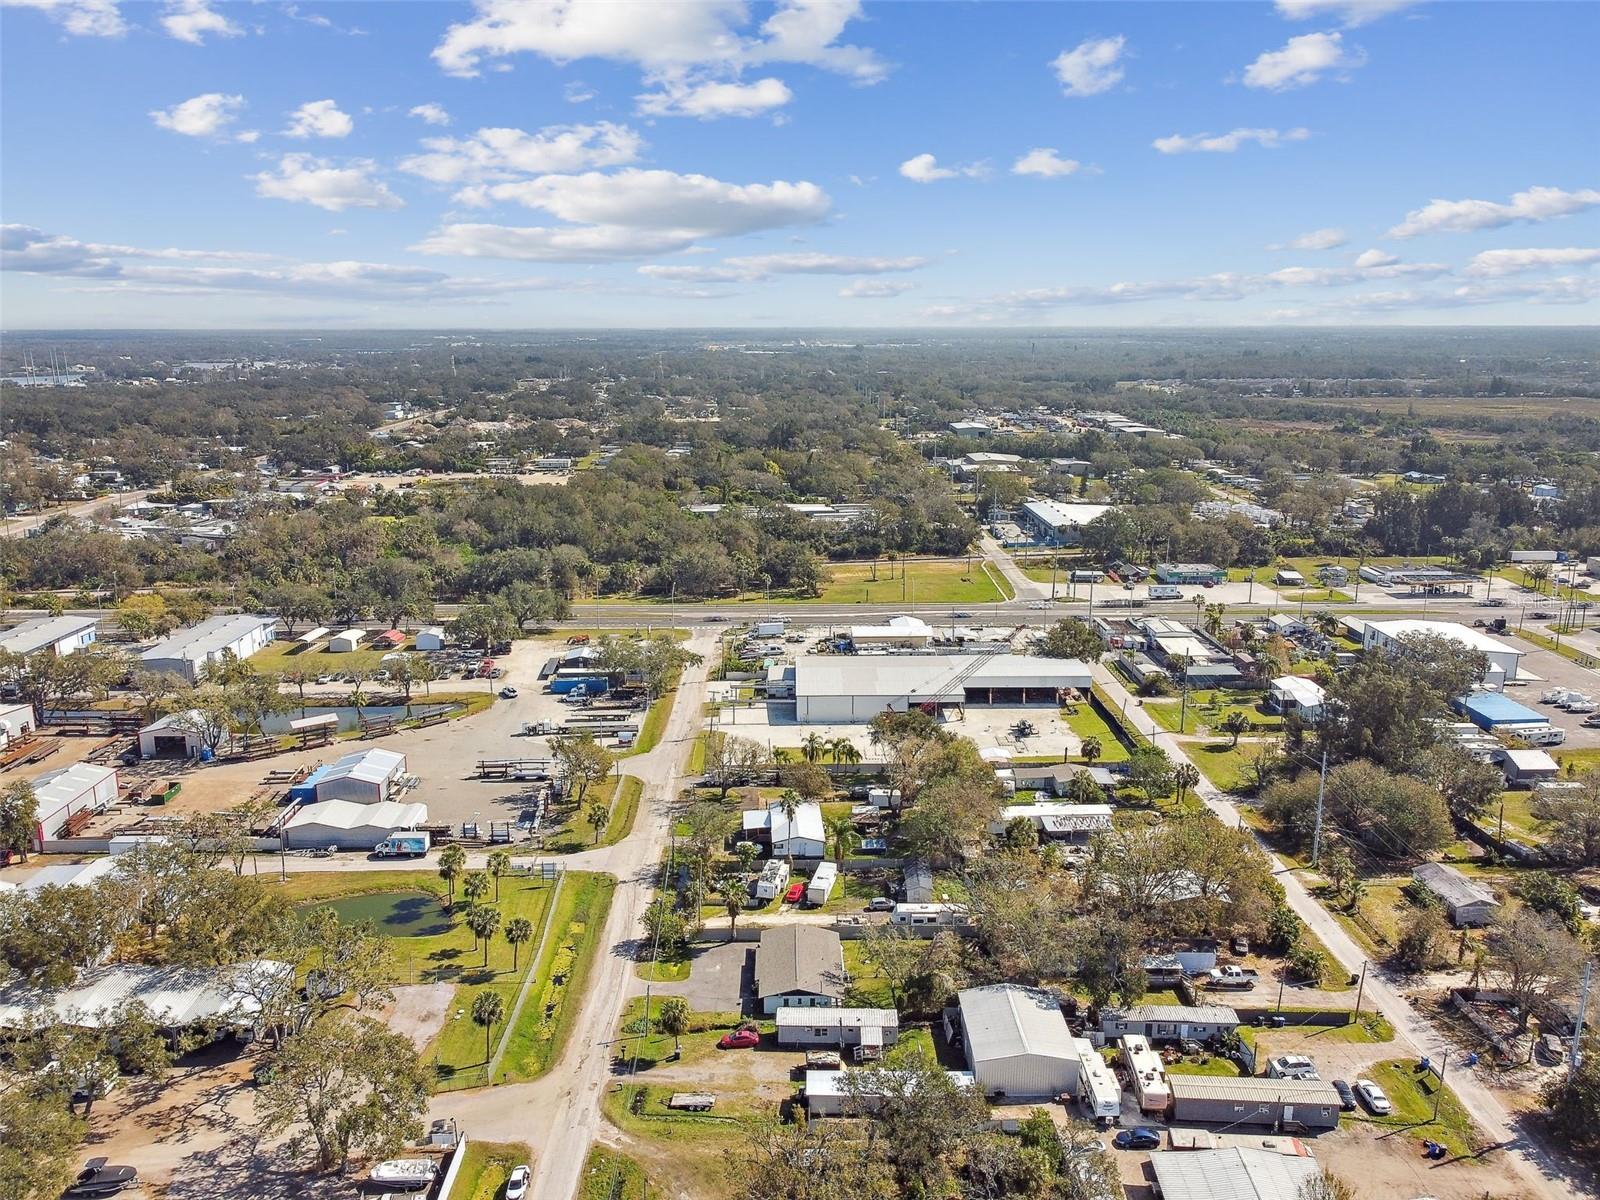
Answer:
[29, 763, 118, 849]
[1018, 498, 1112, 547]
[0, 615, 99, 658]
[793, 654, 1091, 724]
[1456, 691, 1545, 732]
[1153, 563, 1226, 586]
[1267, 676, 1326, 722]
[742, 799, 826, 859]
[0, 960, 294, 1036]
[1147, 1149, 1321, 1200]
[1500, 748, 1560, 787]
[949, 420, 993, 437]
[955, 984, 1078, 1100]
[775, 1008, 899, 1050]
[1101, 1003, 1240, 1043]
[140, 613, 278, 681]
[755, 927, 846, 1014]
[284, 798, 427, 851]
[1412, 862, 1501, 927]
[1167, 1075, 1342, 1131]
[303, 748, 408, 805]
[848, 615, 934, 649]
[1362, 619, 1523, 688]
[0, 700, 37, 747]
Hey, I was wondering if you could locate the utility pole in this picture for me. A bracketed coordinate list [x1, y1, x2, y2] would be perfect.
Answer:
[1574, 960, 1593, 1076]
[1353, 960, 1368, 1018]
[1432, 1053, 1448, 1120]
[1311, 738, 1330, 866]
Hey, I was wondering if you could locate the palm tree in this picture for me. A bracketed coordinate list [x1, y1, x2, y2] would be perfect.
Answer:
[503, 916, 533, 970]
[776, 789, 802, 864]
[486, 849, 511, 902]
[438, 843, 466, 908]
[587, 801, 610, 844]
[801, 733, 826, 763]
[1221, 711, 1251, 748]
[462, 870, 490, 909]
[833, 740, 862, 767]
[467, 905, 501, 966]
[471, 990, 505, 1064]
[824, 812, 858, 866]
[1173, 762, 1200, 804]
[1080, 735, 1103, 766]
[657, 996, 690, 1057]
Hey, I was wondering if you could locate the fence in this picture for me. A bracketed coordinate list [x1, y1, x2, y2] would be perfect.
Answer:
[436, 1137, 471, 1198]
[1236, 1007, 1354, 1028]
[1088, 683, 1150, 752]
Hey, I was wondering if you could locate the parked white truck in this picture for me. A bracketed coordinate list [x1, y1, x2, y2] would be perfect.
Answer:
[1204, 965, 1258, 991]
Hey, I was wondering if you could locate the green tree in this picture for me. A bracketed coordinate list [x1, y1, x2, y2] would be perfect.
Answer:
[824, 812, 859, 865]
[1540, 1029, 1600, 1152]
[553, 732, 614, 806]
[1125, 745, 1175, 802]
[1173, 762, 1200, 804]
[486, 848, 512, 902]
[438, 843, 467, 907]
[1034, 617, 1103, 662]
[462, 870, 490, 909]
[1079, 735, 1103, 766]
[1220, 710, 1251, 748]
[471, 990, 506, 1063]
[657, 996, 691, 1056]
[0, 780, 40, 861]
[503, 916, 534, 970]
[467, 905, 501, 966]
[586, 800, 610, 844]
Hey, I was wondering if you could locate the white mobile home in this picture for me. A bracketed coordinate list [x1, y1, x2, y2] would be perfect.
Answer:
[140, 613, 277, 681]
[804, 1068, 977, 1118]
[775, 1007, 899, 1050]
[890, 902, 971, 931]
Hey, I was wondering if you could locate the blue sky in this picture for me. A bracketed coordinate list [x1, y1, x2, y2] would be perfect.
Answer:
[2, 0, 1596, 328]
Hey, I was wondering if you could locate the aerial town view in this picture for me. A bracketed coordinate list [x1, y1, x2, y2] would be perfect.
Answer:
[1, 2, 1596, 1200]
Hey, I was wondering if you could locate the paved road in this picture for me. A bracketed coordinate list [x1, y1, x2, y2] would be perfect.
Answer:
[1091, 663, 1580, 1200]
[0, 487, 161, 538]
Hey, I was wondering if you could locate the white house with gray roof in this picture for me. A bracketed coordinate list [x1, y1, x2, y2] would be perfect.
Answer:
[1412, 862, 1500, 927]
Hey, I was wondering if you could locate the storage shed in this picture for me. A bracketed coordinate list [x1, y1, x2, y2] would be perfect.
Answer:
[138, 710, 210, 759]
[1500, 748, 1560, 787]
[415, 627, 446, 652]
[955, 984, 1078, 1100]
[1412, 862, 1501, 927]
[1167, 1075, 1342, 1131]
[313, 748, 407, 804]
[0, 700, 37, 747]
[328, 628, 366, 653]
[29, 763, 118, 849]
[284, 799, 427, 850]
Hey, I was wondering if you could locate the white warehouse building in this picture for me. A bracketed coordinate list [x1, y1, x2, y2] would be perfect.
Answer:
[954, 984, 1080, 1100]
[284, 799, 427, 851]
[140, 613, 278, 681]
[794, 654, 1092, 724]
[0, 615, 99, 658]
[315, 748, 407, 805]
[1361, 619, 1523, 689]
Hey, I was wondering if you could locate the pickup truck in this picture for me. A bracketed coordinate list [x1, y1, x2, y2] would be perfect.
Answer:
[1205, 965, 1259, 990]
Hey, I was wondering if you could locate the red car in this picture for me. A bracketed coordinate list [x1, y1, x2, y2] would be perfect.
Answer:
[718, 1028, 760, 1050]
[783, 882, 805, 904]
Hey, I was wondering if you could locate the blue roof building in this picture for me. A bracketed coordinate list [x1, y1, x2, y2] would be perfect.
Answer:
[1456, 692, 1544, 730]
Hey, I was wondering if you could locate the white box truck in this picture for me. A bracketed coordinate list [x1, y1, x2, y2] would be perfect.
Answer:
[375, 832, 431, 858]
[754, 619, 787, 637]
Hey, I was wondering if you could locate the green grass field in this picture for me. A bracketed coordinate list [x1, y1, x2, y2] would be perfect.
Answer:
[498, 871, 617, 1083]
[1357, 1059, 1483, 1158]
[1187, 740, 1263, 792]
[1063, 702, 1131, 763]
[810, 558, 1010, 606]
[1165, 1055, 1245, 1077]
[543, 774, 644, 853]
[843, 938, 897, 1008]
[1145, 693, 1282, 737]
[580, 1147, 649, 1200]
[452, 1141, 533, 1200]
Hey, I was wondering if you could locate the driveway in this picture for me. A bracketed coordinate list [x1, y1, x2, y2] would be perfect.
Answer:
[653, 941, 752, 1013]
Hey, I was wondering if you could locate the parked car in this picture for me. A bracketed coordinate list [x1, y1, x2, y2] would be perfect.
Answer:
[783, 882, 805, 904]
[1354, 1078, 1392, 1114]
[62, 1160, 137, 1199]
[707, 615, 728, 622]
[1332, 1079, 1357, 1111]
[1267, 1054, 1320, 1081]
[718, 1028, 761, 1050]
[1583, 713, 1600, 728]
[865, 897, 895, 912]
[499, 686, 519, 699]
[505, 1164, 531, 1200]
[1112, 1128, 1162, 1150]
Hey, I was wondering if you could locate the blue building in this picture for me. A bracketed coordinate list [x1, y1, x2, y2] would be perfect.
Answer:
[1456, 692, 1545, 731]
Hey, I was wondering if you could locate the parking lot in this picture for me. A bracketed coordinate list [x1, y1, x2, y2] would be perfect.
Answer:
[651, 941, 753, 1013]
[713, 699, 1083, 762]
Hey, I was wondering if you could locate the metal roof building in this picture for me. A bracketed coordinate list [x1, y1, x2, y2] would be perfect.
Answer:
[139, 613, 278, 681]
[0, 960, 293, 1033]
[1412, 862, 1500, 927]
[1456, 691, 1545, 731]
[794, 654, 1092, 723]
[313, 748, 407, 804]
[755, 926, 846, 1014]
[956, 984, 1079, 1100]
[1147, 1148, 1321, 1200]
[0, 615, 99, 658]
[284, 798, 426, 850]
[1363, 619, 1523, 688]
[1167, 1075, 1342, 1131]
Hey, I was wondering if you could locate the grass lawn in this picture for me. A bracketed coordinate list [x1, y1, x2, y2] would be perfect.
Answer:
[249, 638, 414, 676]
[580, 1147, 648, 1200]
[688, 733, 708, 774]
[843, 939, 897, 1008]
[1316, 879, 1409, 959]
[452, 1140, 533, 1200]
[635, 955, 693, 983]
[1063, 701, 1131, 762]
[1186, 740, 1264, 793]
[1516, 629, 1600, 669]
[626, 687, 678, 756]
[1166, 1055, 1245, 1077]
[1555, 747, 1600, 773]
[614, 996, 753, 1072]
[498, 871, 617, 1083]
[1492, 789, 1550, 844]
[810, 558, 1009, 606]
[1357, 1059, 1484, 1159]
[543, 774, 644, 854]
[1278, 589, 1354, 605]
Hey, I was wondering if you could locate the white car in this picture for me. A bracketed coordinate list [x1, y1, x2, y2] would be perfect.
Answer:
[505, 1164, 531, 1200]
[1267, 1054, 1320, 1081]
[1354, 1078, 1392, 1115]
[1564, 698, 1596, 713]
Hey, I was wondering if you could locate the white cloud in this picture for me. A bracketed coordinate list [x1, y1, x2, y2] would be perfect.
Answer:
[899, 153, 987, 184]
[840, 279, 914, 298]
[2, 223, 274, 276]
[415, 167, 831, 262]
[2, 0, 125, 36]
[252, 155, 403, 212]
[1051, 35, 1126, 97]
[1012, 148, 1083, 178]
[150, 92, 247, 139]
[160, 0, 242, 44]
[637, 76, 792, 119]
[1353, 248, 1398, 268]
[638, 251, 926, 282]
[1389, 186, 1600, 237]
[432, 0, 885, 83]
[1465, 248, 1600, 277]
[1268, 227, 1348, 251]
[284, 99, 354, 139]
[399, 123, 643, 185]
[1242, 31, 1364, 91]
[1274, 0, 1420, 26]
[408, 103, 452, 127]
[564, 81, 595, 103]
[1153, 127, 1311, 154]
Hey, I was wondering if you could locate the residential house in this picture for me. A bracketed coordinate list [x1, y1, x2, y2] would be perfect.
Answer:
[755, 927, 846, 1014]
